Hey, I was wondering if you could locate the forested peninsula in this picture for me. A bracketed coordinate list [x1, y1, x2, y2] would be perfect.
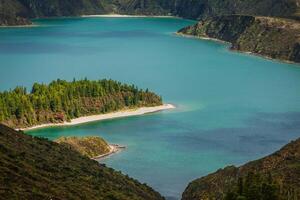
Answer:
[0, 79, 162, 129]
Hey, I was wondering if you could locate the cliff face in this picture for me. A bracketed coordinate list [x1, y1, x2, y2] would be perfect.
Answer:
[181, 138, 300, 200]
[178, 15, 300, 63]
[0, 124, 164, 200]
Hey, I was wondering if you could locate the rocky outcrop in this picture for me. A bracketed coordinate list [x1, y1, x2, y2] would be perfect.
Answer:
[181, 138, 300, 200]
[178, 15, 300, 63]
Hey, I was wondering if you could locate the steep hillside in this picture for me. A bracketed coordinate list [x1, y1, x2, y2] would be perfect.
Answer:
[1, 0, 300, 26]
[174, 0, 299, 20]
[0, 0, 30, 26]
[4, 0, 107, 18]
[178, 15, 300, 63]
[55, 136, 111, 158]
[102, 0, 176, 16]
[182, 138, 300, 200]
[0, 124, 164, 200]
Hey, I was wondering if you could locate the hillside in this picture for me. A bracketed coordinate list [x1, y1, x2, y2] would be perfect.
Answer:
[182, 138, 300, 200]
[0, 123, 164, 200]
[178, 15, 300, 63]
[0, 79, 162, 129]
[174, 0, 299, 20]
[55, 136, 111, 158]
[1, 1, 300, 64]
[1, 0, 300, 26]
[102, 0, 176, 16]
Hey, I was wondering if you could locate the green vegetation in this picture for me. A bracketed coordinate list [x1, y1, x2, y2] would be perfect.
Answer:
[173, 0, 298, 20]
[225, 172, 281, 200]
[0, 79, 162, 128]
[182, 138, 300, 200]
[0, 123, 164, 200]
[178, 15, 300, 63]
[55, 136, 111, 158]
[1, 0, 300, 26]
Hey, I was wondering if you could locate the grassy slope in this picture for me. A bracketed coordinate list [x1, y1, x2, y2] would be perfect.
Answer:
[0, 124, 164, 200]
[182, 138, 300, 200]
[55, 136, 111, 158]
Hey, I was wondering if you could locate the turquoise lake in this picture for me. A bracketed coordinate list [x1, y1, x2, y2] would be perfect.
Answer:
[1, 17, 300, 199]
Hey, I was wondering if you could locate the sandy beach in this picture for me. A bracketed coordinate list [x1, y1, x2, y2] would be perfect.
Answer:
[0, 24, 39, 28]
[81, 14, 176, 18]
[20, 104, 175, 131]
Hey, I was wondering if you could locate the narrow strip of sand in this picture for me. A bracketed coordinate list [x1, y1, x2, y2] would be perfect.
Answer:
[20, 104, 175, 131]
[93, 144, 126, 160]
[81, 14, 176, 18]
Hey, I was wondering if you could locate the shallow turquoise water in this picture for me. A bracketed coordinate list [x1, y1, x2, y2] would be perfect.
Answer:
[1, 17, 300, 199]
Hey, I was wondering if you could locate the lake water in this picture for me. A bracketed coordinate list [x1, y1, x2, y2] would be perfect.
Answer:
[1, 17, 300, 199]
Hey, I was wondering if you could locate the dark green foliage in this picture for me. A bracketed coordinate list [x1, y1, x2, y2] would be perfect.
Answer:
[0, 79, 162, 128]
[182, 138, 300, 200]
[225, 172, 280, 200]
[0, 0, 31, 26]
[0, 124, 164, 200]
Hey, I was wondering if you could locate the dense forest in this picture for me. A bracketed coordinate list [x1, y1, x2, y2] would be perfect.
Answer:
[0, 79, 162, 128]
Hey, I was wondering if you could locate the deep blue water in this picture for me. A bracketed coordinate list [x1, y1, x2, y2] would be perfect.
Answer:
[1, 17, 300, 199]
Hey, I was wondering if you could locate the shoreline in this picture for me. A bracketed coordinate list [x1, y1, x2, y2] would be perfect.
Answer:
[93, 144, 126, 160]
[0, 14, 179, 28]
[0, 24, 39, 28]
[81, 14, 177, 18]
[19, 104, 175, 131]
[176, 32, 231, 45]
[176, 32, 299, 65]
